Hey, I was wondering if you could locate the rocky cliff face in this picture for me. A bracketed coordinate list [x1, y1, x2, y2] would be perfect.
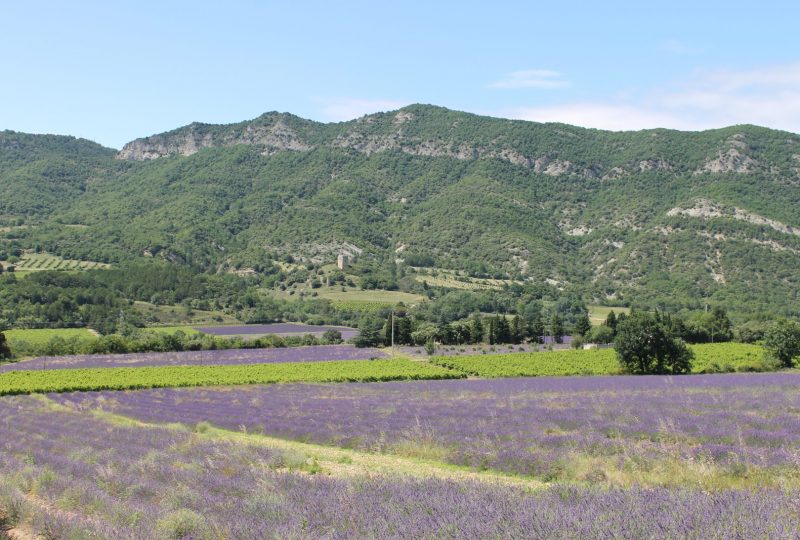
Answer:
[116, 106, 794, 182]
[117, 115, 313, 160]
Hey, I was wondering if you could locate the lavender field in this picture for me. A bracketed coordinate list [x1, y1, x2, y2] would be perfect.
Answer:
[195, 323, 358, 340]
[56, 373, 800, 483]
[1, 395, 798, 539]
[0, 344, 386, 372]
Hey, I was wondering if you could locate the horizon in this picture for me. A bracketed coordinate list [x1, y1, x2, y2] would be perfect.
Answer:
[2, 1, 799, 148]
[5, 103, 797, 152]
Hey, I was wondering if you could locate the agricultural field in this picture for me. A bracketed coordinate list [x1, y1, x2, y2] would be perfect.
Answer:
[3, 327, 96, 346]
[2, 252, 110, 272]
[587, 304, 631, 325]
[0, 344, 388, 372]
[3, 395, 795, 539]
[317, 288, 425, 311]
[0, 358, 458, 395]
[429, 343, 768, 378]
[133, 300, 240, 326]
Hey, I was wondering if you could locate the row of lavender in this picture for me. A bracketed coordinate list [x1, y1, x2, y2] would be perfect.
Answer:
[0, 396, 797, 539]
[56, 373, 800, 478]
[0, 344, 387, 372]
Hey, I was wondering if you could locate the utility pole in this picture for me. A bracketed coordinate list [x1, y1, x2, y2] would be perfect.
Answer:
[391, 310, 395, 356]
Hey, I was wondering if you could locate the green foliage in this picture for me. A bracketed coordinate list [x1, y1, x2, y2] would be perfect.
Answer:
[431, 349, 620, 377]
[615, 313, 694, 374]
[0, 359, 461, 396]
[2, 108, 800, 321]
[0, 332, 11, 360]
[431, 342, 760, 378]
[763, 319, 800, 368]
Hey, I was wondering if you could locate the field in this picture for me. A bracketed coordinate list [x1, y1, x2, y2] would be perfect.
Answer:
[3, 328, 96, 346]
[2, 252, 110, 272]
[0, 358, 457, 395]
[587, 304, 631, 325]
[3, 395, 795, 539]
[0, 344, 388, 372]
[133, 300, 241, 326]
[430, 343, 766, 377]
[317, 288, 426, 311]
[410, 267, 517, 290]
[57, 374, 800, 485]
[1, 340, 798, 537]
[195, 323, 359, 340]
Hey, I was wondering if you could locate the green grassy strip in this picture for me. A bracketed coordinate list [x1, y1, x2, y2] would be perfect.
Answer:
[4, 328, 95, 346]
[431, 343, 767, 378]
[0, 359, 463, 396]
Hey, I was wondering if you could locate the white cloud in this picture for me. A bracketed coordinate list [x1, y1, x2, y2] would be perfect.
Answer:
[316, 98, 409, 122]
[489, 70, 570, 89]
[501, 61, 800, 133]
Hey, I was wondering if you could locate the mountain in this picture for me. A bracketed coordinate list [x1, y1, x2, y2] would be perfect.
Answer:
[2, 105, 799, 317]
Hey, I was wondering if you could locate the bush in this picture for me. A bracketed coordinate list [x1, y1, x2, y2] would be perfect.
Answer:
[615, 313, 693, 374]
[763, 319, 800, 368]
[155, 509, 212, 540]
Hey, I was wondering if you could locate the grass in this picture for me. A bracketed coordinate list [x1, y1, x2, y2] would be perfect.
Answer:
[133, 301, 240, 326]
[0, 358, 462, 395]
[587, 305, 631, 325]
[142, 325, 203, 336]
[316, 289, 425, 304]
[3, 328, 95, 346]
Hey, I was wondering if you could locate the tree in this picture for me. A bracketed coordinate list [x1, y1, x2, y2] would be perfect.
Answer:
[495, 316, 511, 344]
[586, 325, 615, 344]
[0, 332, 11, 360]
[605, 311, 617, 332]
[468, 314, 484, 344]
[614, 313, 693, 374]
[530, 317, 545, 344]
[510, 315, 523, 344]
[574, 313, 591, 337]
[551, 314, 564, 344]
[321, 329, 343, 344]
[354, 316, 384, 348]
[764, 319, 800, 368]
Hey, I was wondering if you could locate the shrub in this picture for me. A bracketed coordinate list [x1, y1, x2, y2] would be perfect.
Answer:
[615, 313, 693, 375]
[155, 509, 212, 540]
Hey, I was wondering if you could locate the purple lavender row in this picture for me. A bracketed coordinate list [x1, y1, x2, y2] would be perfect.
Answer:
[1, 395, 797, 539]
[195, 323, 356, 336]
[55, 373, 800, 478]
[0, 344, 387, 372]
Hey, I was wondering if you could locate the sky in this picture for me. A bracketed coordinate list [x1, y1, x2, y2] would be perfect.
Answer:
[2, 0, 799, 149]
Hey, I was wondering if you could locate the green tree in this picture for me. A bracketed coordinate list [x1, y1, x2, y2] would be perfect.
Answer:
[551, 314, 564, 344]
[468, 314, 484, 344]
[530, 317, 545, 344]
[495, 316, 511, 344]
[764, 319, 800, 368]
[510, 315, 523, 344]
[605, 311, 617, 332]
[574, 313, 591, 337]
[614, 313, 693, 374]
[0, 331, 11, 360]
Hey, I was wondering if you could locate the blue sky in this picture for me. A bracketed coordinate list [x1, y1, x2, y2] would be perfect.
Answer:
[2, 0, 799, 148]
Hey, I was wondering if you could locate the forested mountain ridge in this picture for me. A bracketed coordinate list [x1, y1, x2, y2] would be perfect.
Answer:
[2, 105, 799, 317]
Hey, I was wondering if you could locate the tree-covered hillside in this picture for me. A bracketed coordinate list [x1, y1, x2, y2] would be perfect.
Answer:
[2, 105, 799, 319]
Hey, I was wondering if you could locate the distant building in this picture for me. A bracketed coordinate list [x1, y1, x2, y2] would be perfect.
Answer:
[337, 254, 350, 270]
